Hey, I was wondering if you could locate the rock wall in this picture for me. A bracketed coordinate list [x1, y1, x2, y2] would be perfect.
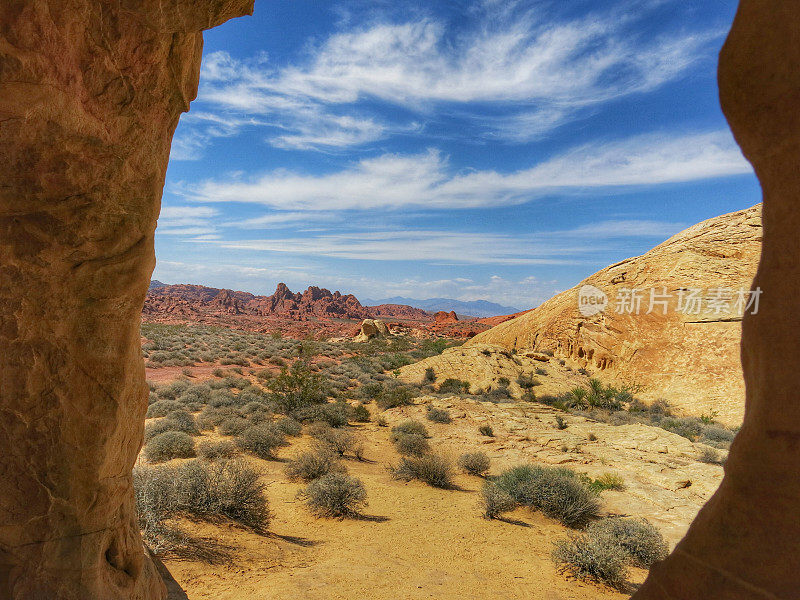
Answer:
[466, 205, 762, 424]
[0, 2, 252, 599]
[634, 1, 800, 597]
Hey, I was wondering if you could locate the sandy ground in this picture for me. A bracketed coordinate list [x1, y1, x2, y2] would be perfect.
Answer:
[158, 421, 644, 600]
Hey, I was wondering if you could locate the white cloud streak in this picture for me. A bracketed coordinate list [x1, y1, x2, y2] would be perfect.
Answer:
[180, 131, 750, 211]
[186, 3, 722, 150]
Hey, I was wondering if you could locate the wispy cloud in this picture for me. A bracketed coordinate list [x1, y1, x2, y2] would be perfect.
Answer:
[179, 130, 750, 211]
[157, 205, 221, 236]
[184, 2, 722, 151]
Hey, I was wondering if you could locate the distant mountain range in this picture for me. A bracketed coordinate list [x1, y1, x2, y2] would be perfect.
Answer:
[361, 296, 522, 318]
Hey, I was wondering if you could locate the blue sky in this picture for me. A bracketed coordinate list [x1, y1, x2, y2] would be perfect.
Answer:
[154, 0, 759, 310]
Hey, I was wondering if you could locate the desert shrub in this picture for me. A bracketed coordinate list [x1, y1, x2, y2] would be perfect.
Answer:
[144, 419, 174, 442]
[458, 451, 490, 476]
[197, 439, 238, 460]
[311, 426, 364, 459]
[351, 403, 371, 423]
[535, 367, 548, 376]
[285, 449, 346, 482]
[269, 360, 328, 413]
[376, 415, 388, 427]
[492, 464, 600, 528]
[275, 416, 303, 437]
[555, 415, 568, 430]
[156, 380, 190, 400]
[301, 473, 367, 518]
[590, 473, 625, 492]
[586, 517, 668, 568]
[391, 420, 429, 438]
[148, 391, 159, 405]
[145, 431, 196, 463]
[236, 424, 286, 459]
[479, 424, 494, 437]
[481, 482, 518, 518]
[376, 384, 415, 409]
[487, 386, 512, 401]
[698, 447, 724, 465]
[700, 425, 735, 448]
[177, 384, 211, 406]
[296, 402, 351, 427]
[392, 433, 430, 456]
[208, 389, 236, 407]
[660, 417, 704, 441]
[146, 399, 183, 419]
[424, 367, 436, 383]
[516, 373, 540, 389]
[553, 532, 628, 590]
[438, 378, 470, 394]
[163, 410, 199, 436]
[391, 454, 453, 488]
[426, 406, 452, 424]
[217, 416, 250, 436]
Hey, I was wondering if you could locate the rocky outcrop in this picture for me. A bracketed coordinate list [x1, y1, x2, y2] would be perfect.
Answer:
[366, 303, 430, 319]
[635, 2, 800, 597]
[0, 2, 252, 599]
[145, 282, 372, 321]
[433, 310, 459, 323]
[463, 205, 762, 424]
[354, 319, 390, 342]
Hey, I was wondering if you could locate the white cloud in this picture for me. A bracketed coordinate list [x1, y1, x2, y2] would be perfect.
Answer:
[157, 205, 220, 236]
[189, 3, 721, 149]
[180, 131, 750, 211]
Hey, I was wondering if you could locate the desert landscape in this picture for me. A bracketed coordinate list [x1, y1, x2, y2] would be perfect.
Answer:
[135, 205, 750, 598]
[7, 1, 800, 599]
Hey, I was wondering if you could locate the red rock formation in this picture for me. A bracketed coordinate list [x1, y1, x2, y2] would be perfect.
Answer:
[433, 310, 459, 323]
[0, 2, 252, 599]
[367, 303, 430, 319]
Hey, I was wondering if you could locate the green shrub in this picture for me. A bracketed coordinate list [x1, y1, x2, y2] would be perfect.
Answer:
[590, 473, 625, 492]
[144, 419, 174, 442]
[586, 517, 668, 568]
[458, 451, 490, 476]
[197, 439, 238, 460]
[660, 417, 704, 441]
[311, 426, 364, 459]
[555, 415, 568, 430]
[482, 482, 518, 518]
[700, 425, 735, 448]
[296, 402, 351, 427]
[391, 420, 428, 438]
[479, 424, 494, 437]
[438, 378, 470, 394]
[391, 454, 453, 488]
[426, 407, 452, 424]
[146, 399, 183, 419]
[236, 425, 286, 459]
[698, 447, 724, 465]
[275, 417, 303, 437]
[269, 360, 328, 413]
[392, 433, 430, 456]
[553, 532, 628, 590]
[302, 473, 367, 517]
[163, 410, 199, 435]
[217, 416, 250, 436]
[376, 384, 415, 409]
[145, 431, 196, 463]
[156, 380, 190, 400]
[424, 367, 436, 383]
[492, 464, 601, 527]
[285, 449, 346, 482]
[176, 384, 212, 406]
[351, 403, 371, 423]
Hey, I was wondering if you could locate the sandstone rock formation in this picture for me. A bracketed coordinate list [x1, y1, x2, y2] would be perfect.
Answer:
[0, 2, 253, 599]
[354, 319, 390, 342]
[145, 282, 371, 321]
[462, 205, 762, 424]
[634, 2, 800, 597]
[433, 310, 459, 323]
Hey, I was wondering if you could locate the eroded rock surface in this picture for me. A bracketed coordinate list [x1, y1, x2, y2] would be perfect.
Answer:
[0, 2, 252, 598]
[635, 1, 800, 597]
[456, 206, 761, 424]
